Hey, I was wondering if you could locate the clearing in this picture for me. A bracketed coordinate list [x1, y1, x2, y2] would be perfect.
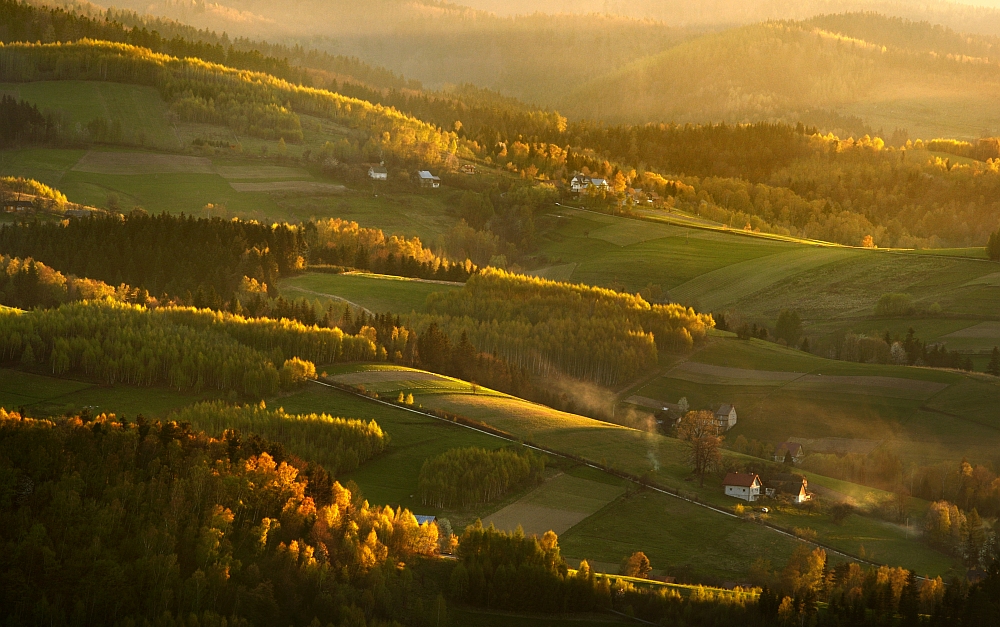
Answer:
[484, 472, 625, 536]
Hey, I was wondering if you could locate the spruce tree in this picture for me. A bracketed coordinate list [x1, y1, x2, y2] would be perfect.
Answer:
[988, 346, 1000, 377]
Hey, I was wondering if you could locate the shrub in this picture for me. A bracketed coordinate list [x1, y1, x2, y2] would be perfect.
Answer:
[874, 292, 915, 316]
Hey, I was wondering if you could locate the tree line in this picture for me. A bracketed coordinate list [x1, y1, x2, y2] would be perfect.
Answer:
[0, 39, 458, 163]
[0, 211, 474, 311]
[0, 408, 439, 627]
[0, 254, 130, 309]
[417, 446, 544, 509]
[418, 268, 714, 386]
[0, 94, 59, 147]
[0, 300, 381, 396]
[171, 400, 387, 476]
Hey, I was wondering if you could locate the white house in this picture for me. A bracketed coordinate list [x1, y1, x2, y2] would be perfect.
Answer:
[417, 170, 441, 188]
[773, 442, 805, 464]
[368, 165, 388, 181]
[723, 472, 762, 502]
[570, 174, 591, 193]
[589, 177, 610, 191]
[715, 404, 737, 431]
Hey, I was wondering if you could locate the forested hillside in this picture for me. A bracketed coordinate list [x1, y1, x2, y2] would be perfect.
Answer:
[561, 12, 1000, 134]
[0, 409, 440, 626]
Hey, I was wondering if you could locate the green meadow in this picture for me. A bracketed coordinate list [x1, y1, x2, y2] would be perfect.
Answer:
[325, 364, 963, 578]
[631, 336, 1000, 465]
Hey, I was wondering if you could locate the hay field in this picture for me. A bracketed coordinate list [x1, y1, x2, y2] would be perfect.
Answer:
[484, 473, 625, 536]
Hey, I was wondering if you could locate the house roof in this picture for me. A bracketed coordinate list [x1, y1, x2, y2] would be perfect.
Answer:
[590, 178, 608, 186]
[766, 474, 807, 492]
[723, 472, 760, 488]
[715, 404, 734, 417]
[417, 171, 440, 180]
[413, 514, 436, 525]
[776, 442, 804, 456]
[369, 166, 387, 174]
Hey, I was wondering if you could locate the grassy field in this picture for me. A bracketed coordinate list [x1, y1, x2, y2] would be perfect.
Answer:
[632, 336, 1000, 465]
[0, 367, 221, 417]
[0, 80, 180, 149]
[534, 206, 1000, 357]
[280, 272, 460, 314]
[328, 363, 963, 578]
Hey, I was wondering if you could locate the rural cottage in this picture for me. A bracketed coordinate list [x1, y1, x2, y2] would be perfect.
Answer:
[723, 472, 762, 502]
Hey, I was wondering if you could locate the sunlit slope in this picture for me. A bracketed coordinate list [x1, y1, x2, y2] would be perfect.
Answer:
[560, 13, 1000, 138]
[323, 363, 963, 577]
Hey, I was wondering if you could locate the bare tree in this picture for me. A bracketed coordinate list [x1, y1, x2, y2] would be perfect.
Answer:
[677, 410, 723, 486]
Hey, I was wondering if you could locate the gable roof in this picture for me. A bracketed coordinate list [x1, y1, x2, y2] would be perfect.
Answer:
[417, 170, 440, 180]
[775, 442, 804, 456]
[369, 166, 388, 174]
[723, 472, 760, 488]
[715, 404, 734, 417]
[766, 474, 807, 492]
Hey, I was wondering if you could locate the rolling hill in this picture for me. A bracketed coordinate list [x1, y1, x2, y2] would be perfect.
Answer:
[560, 13, 1000, 138]
[88, 0, 689, 105]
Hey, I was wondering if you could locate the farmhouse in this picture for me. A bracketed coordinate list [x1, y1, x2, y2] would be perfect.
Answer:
[714, 404, 737, 431]
[722, 472, 762, 502]
[461, 164, 477, 175]
[2, 199, 34, 213]
[417, 170, 441, 188]
[773, 441, 805, 463]
[569, 174, 610, 194]
[368, 165, 388, 181]
[764, 474, 810, 504]
[570, 174, 591, 193]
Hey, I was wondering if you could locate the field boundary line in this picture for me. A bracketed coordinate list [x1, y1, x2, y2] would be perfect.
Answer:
[309, 378, 913, 576]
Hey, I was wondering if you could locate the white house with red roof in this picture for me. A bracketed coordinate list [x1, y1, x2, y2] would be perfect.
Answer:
[723, 472, 762, 502]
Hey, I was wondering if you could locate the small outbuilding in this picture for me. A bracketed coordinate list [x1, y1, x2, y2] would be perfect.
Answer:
[723, 472, 762, 502]
[368, 165, 388, 181]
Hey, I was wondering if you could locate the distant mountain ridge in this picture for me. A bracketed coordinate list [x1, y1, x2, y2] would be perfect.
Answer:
[558, 12, 1000, 138]
[457, 0, 1000, 36]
